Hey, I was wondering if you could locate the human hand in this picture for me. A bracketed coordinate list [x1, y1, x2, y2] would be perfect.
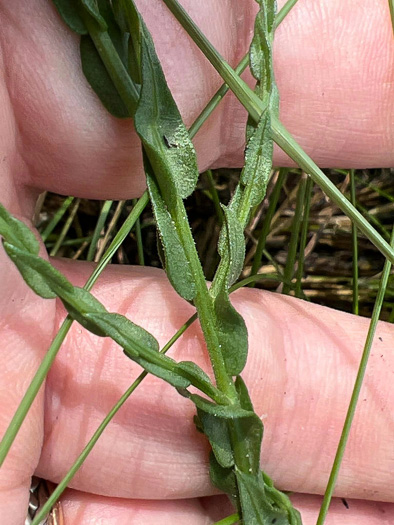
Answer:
[0, 0, 393, 523]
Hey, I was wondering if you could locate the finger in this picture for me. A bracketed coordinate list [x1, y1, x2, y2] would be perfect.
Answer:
[56, 490, 394, 525]
[1, 0, 392, 201]
[0, 71, 55, 524]
[36, 260, 394, 502]
[59, 490, 231, 525]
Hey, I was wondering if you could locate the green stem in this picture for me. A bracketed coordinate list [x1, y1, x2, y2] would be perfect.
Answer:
[168, 198, 236, 400]
[186, 0, 298, 139]
[132, 198, 145, 265]
[80, 11, 139, 114]
[87, 200, 113, 262]
[49, 198, 81, 256]
[161, 0, 394, 266]
[350, 170, 359, 314]
[272, 119, 394, 265]
[250, 169, 287, 283]
[40, 196, 75, 242]
[204, 170, 224, 226]
[316, 226, 394, 524]
[282, 174, 307, 295]
[31, 312, 198, 525]
[0, 195, 149, 467]
[295, 175, 313, 298]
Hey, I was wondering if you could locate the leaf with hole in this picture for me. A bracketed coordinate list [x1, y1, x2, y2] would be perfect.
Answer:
[134, 21, 199, 201]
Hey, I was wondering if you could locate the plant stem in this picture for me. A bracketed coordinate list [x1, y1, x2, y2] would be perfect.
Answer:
[204, 170, 224, 226]
[87, 200, 113, 261]
[282, 173, 307, 294]
[166, 197, 236, 399]
[132, 198, 145, 265]
[49, 198, 81, 256]
[0, 196, 149, 466]
[40, 196, 75, 242]
[295, 175, 313, 297]
[161, 0, 394, 266]
[31, 312, 198, 525]
[316, 225, 394, 525]
[80, 11, 139, 114]
[250, 168, 287, 283]
[350, 170, 359, 314]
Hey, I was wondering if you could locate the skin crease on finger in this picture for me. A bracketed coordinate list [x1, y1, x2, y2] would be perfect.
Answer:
[57, 491, 394, 525]
[0, 0, 392, 201]
[34, 259, 394, 505]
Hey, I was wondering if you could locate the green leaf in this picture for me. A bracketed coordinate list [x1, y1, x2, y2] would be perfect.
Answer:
[85, 311, 159, 356]
[81, 0, 108, 31]
[197, 408, 234, 468]
[213, 290, 248, 376]
[218, 206, 245, 288]
[133, 355, 190, 389]
[80, 0, 131, 119]
[235, 469, 302, 525]
[241, 111, 273, 207]
[189, 394, 253, 420]
[134, 21, 199, 201]
[0, 203, 39, 255]
[176, 361, 217, 398]
[209, 452, 238, 504]
[51, 0, 87, 35]
[146, 161, 196, 301]
[3, 243, 73, 299]
[112, 0, 142, 85]
[233, 376, 263, 474]
[61, 287, 108, 336]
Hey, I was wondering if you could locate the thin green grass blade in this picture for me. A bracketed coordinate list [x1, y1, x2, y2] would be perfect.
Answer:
[282, 173, 307, 295]
[0, 196, 149, 467]
[31, 312, 198, 525]
[49, 198, 81, 256]
[132, 198, 145, 264]
[161, 0, 394, 266]
[356, 201, 391, 241]
[316, 225, 394, 524]
[86, 200, 113, 261]
[40, 196, 75, 243]
[350, 170, 359, 314]
[187, 0, 297, 139]
[204, 170, 223, 226]
[295, 175, 313, 298]
[250, 169, 287, 283]
[94, 200, 126, 261]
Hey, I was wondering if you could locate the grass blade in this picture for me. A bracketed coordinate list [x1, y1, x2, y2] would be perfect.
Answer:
[49, 198, 81, 256]
[295, 175, 313, 297]
[161, 0, 394, 265]
[350, 170, 359, 314]
[282, 173, 307, 294]
[31, 312, 198, 525]
[316, 225, 394, 524]
[86, 200, 113, 261]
